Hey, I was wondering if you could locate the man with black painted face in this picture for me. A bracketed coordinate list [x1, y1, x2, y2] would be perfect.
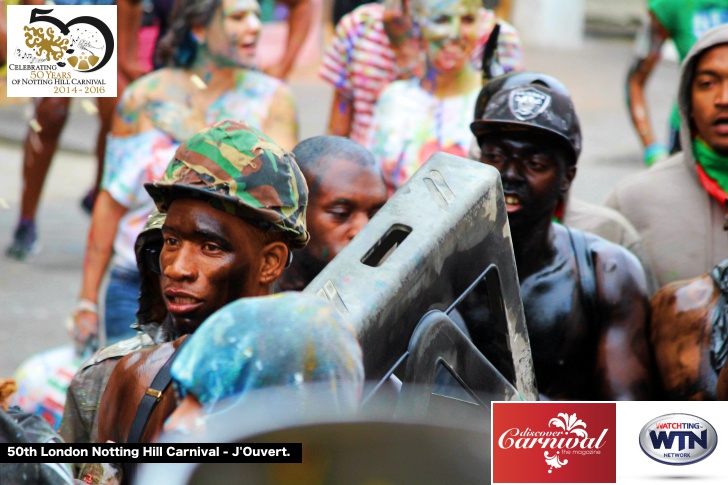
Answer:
[467, 85, 657, 400]
[278, 136, 388, 291]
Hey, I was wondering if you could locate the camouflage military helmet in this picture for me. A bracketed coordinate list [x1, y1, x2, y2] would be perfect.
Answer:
[145, 120, 309, 249]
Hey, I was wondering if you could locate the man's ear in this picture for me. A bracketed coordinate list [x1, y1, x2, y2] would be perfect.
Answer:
[561, 165, 577, 195]
[259, 241, 289, 285]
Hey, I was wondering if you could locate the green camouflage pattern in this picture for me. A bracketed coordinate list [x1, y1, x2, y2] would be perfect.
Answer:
[145, 120, 309, 249]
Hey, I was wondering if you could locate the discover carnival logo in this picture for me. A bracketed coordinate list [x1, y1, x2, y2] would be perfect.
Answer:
[492, 403, 616, 483]
[639, 413, 718, 465]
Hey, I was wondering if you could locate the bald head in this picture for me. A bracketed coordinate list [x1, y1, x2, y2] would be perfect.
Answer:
[280, 136, 387, 291]
[293, 136, 380, 198]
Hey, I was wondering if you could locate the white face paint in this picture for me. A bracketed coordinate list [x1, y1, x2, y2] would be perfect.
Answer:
[416, 0, 483, 73]
[200, 0, 262, 68]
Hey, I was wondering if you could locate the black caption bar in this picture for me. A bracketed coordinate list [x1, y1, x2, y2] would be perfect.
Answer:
[0, 443, 302, 464]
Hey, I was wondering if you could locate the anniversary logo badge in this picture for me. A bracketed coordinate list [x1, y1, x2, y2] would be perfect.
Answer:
[492, 402, 616, 483]
[5, 5, 117, 97]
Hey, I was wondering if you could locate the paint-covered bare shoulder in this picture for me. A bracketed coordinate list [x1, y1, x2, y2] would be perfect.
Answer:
[648, 276, 711, 358]
[114, 69, 171, 135]
[589, 235, 649, 303]
[653, 273, 715, 314]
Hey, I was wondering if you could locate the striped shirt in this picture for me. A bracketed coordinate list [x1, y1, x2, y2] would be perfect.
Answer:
[320, 3, 524, 144]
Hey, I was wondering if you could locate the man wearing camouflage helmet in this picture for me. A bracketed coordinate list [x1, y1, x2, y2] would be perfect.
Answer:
[464, 84, 657, 400]
[144, 120, 308, 334]
[59, 121, 308, 472]
[69, 0, 299, 353]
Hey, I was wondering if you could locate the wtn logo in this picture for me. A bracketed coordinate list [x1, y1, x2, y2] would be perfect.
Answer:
[639, 414, 717, 465]
[649, 430, 707, 451]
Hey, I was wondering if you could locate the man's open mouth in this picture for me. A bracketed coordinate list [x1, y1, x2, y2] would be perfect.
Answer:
[168, 296, 200, 304]
[713, 117, 728, 134]
[504, 194, 523, 212]
[165, 291, 203, 314]
[239, 40, 257, 51]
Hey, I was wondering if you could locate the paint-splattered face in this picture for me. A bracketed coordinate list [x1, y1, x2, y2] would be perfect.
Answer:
[304, 158, 387, 265]
[198, 0, 261, 68]
[417, 0, 482, 73]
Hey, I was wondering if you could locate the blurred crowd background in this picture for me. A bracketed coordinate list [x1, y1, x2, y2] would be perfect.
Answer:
[0, 0, 678, 377]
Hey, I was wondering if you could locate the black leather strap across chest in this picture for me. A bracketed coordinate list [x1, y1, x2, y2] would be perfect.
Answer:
[126, 348, 178, 444]
[566, 227, 598, 329]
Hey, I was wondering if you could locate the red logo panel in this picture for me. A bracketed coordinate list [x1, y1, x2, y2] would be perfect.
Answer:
[492, 402, 616, 483]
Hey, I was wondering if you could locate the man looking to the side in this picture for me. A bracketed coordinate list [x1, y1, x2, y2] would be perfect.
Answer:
[277, 136, 388, 291]
[69, 0, 300, 351]
[60, 120, 309, 456]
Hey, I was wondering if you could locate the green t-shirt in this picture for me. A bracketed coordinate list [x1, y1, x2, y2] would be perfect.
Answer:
[649, 0, 728, 130]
